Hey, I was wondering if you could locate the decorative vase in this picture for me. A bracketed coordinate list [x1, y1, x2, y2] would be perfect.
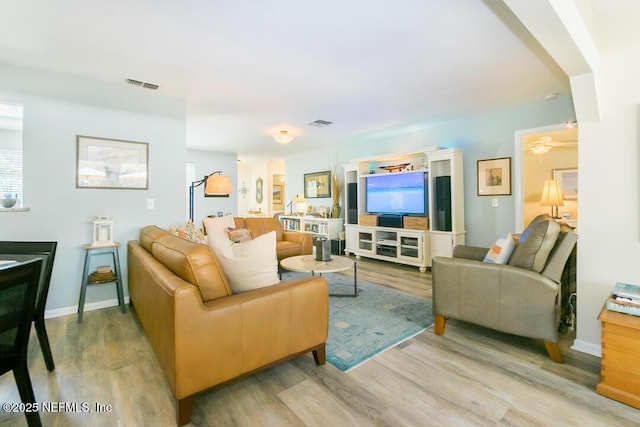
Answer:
[331, 203, 342, 219]
[1, 193, 17, 208]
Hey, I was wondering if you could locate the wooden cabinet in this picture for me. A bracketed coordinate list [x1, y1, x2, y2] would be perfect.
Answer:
[279, 215, 343, 240]
[597, 306, 640, 409]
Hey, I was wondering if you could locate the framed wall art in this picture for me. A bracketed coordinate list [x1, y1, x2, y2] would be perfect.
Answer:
[477, 157, 511, 196]
[76, 135, 149, 189]
[272, 184, 283, 203]
[304, 170, 331, 198]
[553, 168, 578, 200]
[256, 177, 264, 203]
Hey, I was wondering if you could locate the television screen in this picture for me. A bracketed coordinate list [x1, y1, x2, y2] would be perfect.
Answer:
[366, 171, 426, 214]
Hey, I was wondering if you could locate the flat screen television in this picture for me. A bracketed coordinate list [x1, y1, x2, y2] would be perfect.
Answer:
[366, 171, 427, 215]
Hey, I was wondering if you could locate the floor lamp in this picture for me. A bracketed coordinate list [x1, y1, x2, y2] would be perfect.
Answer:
[189, 171, 232, 221]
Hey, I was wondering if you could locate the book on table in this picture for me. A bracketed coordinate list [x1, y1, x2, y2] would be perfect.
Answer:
[607, 282, 640, 316]
[612, 282, 640, 302]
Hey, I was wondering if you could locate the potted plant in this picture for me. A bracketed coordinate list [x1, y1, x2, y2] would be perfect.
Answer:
[331, 163, 343, 218]
[1, 182, 17, 208]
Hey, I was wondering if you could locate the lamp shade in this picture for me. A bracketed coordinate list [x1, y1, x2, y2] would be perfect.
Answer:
[540, 180, 565, 207]
[205, 174, 232, 196]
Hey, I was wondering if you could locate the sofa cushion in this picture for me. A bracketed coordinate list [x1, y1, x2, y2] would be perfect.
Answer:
[276, 240, 305, 260]
[508, 219, 561, 272]
[151, 234, 232, 301]
[244, 217, 284, 241]
[209, 231, 280, 293]
[483, 233, 515, 264]
[140, 225, 172, 253]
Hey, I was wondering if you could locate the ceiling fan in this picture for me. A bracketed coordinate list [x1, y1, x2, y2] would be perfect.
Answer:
[525, 135, 578, 155]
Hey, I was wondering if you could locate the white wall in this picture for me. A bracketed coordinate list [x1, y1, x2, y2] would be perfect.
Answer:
[237, 162, 268, 215]
[573, 46, 640, 354]
[0, 65, 187, 314]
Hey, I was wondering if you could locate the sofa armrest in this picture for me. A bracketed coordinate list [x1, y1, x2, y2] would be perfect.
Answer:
[432, 256, 560, 342]
[452, 245, 489, 261]
[172, 276, 327, 399]
[283, 231, 313, 254]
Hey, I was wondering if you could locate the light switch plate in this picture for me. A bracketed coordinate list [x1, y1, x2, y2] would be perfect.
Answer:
[146, 198, 155, 210]
[491, 198, 498, 208]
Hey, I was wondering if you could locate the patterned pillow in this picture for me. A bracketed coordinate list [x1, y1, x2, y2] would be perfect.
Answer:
[170, 220, 207, 244]
[225, 227, 252, 243]
[483, 233, 515, 264]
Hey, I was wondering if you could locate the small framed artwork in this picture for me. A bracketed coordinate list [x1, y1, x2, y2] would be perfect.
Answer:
[553, 168, 578, 200]
[76, 135, 148, 189]
[304, 170, 332, 199]
[272, 184, 283, 203]
[477, 157, 512, 196]
[255, 177, 264, 203]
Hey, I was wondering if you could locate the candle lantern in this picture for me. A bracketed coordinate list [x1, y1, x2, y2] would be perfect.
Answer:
[92, 217, 114, 246]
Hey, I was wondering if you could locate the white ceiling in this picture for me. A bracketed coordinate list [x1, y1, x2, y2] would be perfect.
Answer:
[0, 0, 576, 160]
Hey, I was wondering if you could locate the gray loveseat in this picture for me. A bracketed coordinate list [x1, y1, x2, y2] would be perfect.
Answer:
[432, 215, 577, 363]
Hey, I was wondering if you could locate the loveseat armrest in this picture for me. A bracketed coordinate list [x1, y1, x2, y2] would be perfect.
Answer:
[452, 245, 489, 261]
[283, 231, 313, 254]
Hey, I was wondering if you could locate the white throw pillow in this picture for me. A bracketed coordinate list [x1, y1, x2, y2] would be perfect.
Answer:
[203, 215, 236, 251]
[208, 230, 279, 293]
[483, 233, 516, 264]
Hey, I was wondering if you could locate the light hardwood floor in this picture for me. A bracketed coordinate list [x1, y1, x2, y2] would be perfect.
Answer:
[1, 257, 637, 426]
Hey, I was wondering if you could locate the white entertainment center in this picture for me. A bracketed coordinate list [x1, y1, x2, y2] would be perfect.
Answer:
[343, 147, 465, 272]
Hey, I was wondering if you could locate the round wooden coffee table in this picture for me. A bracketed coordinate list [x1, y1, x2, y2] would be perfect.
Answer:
[280, 255, 357, 297]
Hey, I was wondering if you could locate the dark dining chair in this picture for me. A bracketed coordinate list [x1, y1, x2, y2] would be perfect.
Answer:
[0, 258, 43, 427]
[0, 242, 57, 371]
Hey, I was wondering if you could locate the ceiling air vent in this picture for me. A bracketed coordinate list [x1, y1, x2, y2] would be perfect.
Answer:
[126, 78, 159, 90]
[308, 119, 333, 127]
[126, 78, 143, 87]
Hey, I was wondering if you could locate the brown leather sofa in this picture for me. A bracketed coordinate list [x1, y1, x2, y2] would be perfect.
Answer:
[128, 225, 328, 425]
[432, 215, 577, 363]
[233, 216, 312, 260]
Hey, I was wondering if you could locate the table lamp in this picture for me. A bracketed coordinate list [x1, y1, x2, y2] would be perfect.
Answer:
[540, 180, 564, 219]
[286, 194, 305, 214]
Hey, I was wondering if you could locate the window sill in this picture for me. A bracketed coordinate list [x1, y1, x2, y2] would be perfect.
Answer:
[0, 207, 30, 212]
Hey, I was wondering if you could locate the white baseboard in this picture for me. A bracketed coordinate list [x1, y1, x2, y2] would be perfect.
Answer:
[44, 297, 130, 320]
[571, 339, 601, 357]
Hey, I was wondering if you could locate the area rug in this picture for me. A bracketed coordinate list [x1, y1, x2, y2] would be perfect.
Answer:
[281, 271, 434, 372]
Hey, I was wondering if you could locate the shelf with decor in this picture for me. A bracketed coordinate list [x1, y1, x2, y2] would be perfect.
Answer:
[279, 215, 343, 240]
